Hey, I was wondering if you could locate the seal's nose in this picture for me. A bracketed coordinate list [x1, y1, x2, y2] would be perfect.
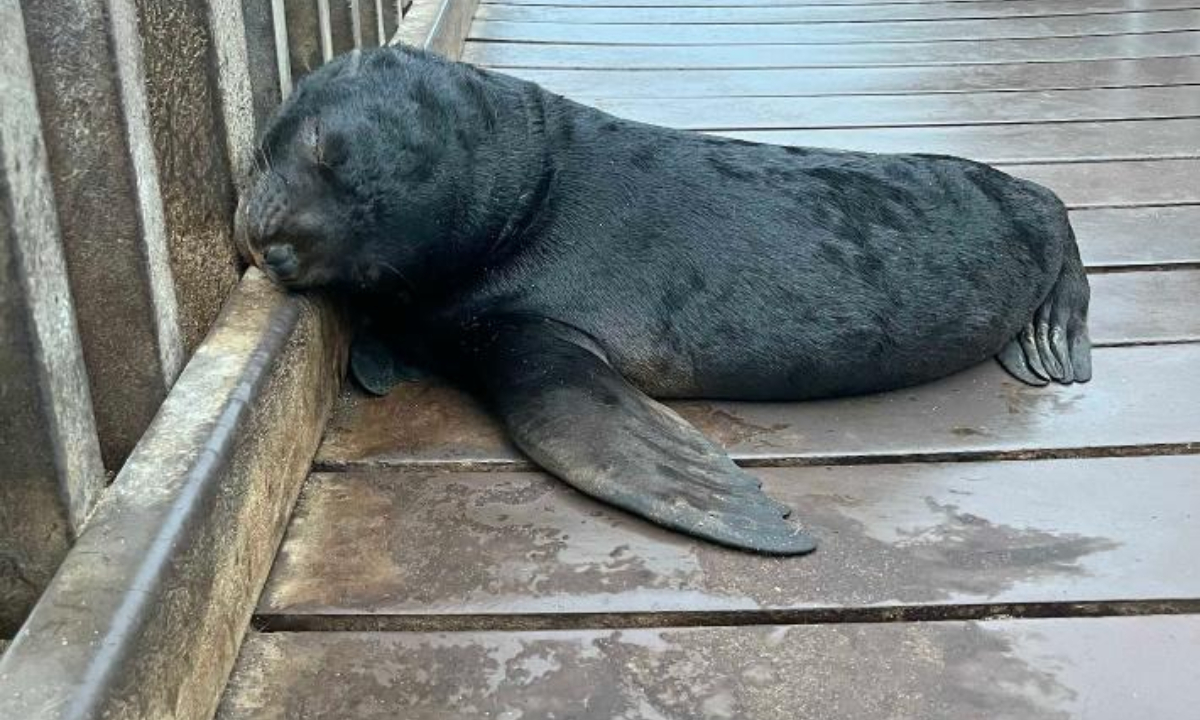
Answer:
[262, 244, 299, 281]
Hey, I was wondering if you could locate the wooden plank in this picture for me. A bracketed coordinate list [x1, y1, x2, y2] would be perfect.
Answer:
[479, 0, 1200, 24]
[487, 0, 1199, 6]
[394, 0, 481, 59]
[505, 56, 1200, 99]
[219, 618, 1200, 719]
[1005, 159, 1200, 208]
[471, 10, 1200, 45]
[1089, 270, 1200, 343]
[259, 455, 1200, 617]
[582, 85, 1200, 130]
[315, 342, 1200, 471]
[1070, 206, 1200, 268]
[723, 118, 1200, 164]
[463, 30, 1200, 67]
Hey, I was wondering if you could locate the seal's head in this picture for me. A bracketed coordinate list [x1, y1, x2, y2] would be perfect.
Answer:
[236, 47, 497, 294]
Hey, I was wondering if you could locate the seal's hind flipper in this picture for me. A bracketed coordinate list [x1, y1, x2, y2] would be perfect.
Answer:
[997, 336, 1048, 387]
[997, 244, 1092, 386]
[349, 328, 427, 396]
[460, 317, 816, 556]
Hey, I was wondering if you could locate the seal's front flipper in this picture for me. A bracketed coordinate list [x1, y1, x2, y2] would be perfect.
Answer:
[461, 318, 816, 555]
[349, 327, 427, 396]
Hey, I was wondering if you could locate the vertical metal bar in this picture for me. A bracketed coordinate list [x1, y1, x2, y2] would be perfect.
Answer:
[207, 0, 257, 187]
[374, 0, 384, 46]
[316, 0, 332, 62]
[349, 0, 362, 48]
[272, 0, 293, 98]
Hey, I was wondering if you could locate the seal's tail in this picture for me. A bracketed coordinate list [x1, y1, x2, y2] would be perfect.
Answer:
[996, 237, 1092, 386]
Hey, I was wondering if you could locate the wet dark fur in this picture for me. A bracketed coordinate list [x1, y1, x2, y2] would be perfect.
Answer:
[239, 46, 1089, 401]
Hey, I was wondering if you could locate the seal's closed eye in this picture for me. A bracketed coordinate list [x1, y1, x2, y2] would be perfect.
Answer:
[299, 117, 347, 169]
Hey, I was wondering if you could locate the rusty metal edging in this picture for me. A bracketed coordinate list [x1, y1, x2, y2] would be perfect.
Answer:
[0, 270, 347, 720]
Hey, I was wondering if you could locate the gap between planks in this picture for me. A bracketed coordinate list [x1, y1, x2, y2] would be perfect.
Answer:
[469, 10, 1200, 46]
[252, 599, 1200, 633]
[479, 0, 1200, 7]
[312, 441, 1200, 473]
[468, 27, 1200, 47]
[475, 5, 1200, 27]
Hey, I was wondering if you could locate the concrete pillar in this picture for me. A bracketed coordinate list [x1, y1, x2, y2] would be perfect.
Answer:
[20, 0, 184, 470]
[0, 0, 106, 636]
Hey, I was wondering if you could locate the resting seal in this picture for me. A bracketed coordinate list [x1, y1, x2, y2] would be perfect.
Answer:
[236, 47, 1091, 555]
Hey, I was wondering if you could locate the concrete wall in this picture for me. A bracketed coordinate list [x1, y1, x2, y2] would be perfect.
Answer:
[1, 0, 404, 638]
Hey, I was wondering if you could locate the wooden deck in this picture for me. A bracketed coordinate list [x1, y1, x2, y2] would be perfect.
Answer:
[218, 2, 1200, 717]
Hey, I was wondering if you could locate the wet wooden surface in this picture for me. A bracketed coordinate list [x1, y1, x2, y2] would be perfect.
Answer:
[479, 0, 1200, 24]
[224, 2, 1200, 717]
[1005, 159, 1200, 208]
[724, 118, 1200, 164]
[1067, 207, 1200, 268]
[485, 0, 1197, 9]
[584, 85, 1200, 129]
[316, 334, 1200, 471]
[219, 616, 1200, 719]
[464, 32, 1200, 68]
[512, 56, 1200, 99]
[473, 9, 1200, 44]
[258, 454, 1200, 618]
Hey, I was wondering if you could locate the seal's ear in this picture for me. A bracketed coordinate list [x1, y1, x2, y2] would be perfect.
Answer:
[299, 116, 348, 169]
[339, 48, 363, 77]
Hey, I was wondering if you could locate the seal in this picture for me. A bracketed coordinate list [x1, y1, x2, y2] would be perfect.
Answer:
[236, 46, 1092, 555]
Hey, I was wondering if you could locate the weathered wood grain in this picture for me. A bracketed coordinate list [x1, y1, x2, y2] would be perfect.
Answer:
[259, 454, 1200, 618]
[1002, 159, 1200, 208]
[471, 9, 1200, 45]
[721, 118, 1200, 164]
[1068, 206, 1200, 268]
[503, 56, 1200, 99]
[582, 85, 1200, 129]
[219, 617, 1200, 719]
[479, 0, 1200, 24]
[464, 30, 1200, 68]
[315, 343, 1200, 470]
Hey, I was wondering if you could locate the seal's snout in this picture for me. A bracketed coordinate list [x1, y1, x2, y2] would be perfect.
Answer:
[262, 244, 299, 282]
